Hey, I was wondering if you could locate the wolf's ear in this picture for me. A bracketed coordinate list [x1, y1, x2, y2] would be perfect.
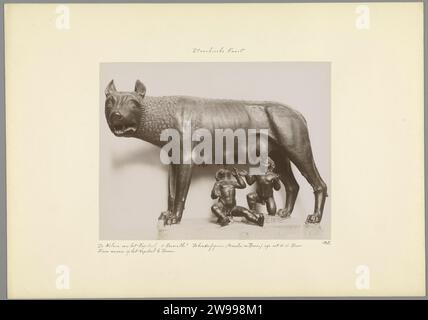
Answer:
[105, 80, 117, 96]
[134, 80, 146, 98]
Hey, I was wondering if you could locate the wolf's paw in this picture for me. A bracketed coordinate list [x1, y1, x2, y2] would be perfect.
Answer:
[305, 214, 322, 224]
[158, 211, 180, 226]
[257, 215, 265, 227]
[277, 209, 291, 219]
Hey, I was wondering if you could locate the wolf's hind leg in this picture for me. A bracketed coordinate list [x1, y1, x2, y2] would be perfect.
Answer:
[269, 150, 299, 218]
[287, 149, 327, 224]
[268, 109, 327, 223]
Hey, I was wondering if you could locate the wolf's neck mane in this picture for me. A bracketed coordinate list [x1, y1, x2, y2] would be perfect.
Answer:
[136, 96, 176, 146]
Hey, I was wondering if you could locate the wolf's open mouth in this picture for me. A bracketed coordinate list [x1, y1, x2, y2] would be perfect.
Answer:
[112, 125, 137, 136]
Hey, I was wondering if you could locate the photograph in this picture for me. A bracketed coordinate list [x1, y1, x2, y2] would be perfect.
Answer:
[99, 62, 331, 240]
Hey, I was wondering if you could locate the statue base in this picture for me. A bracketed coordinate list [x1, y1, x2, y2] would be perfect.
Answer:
[157, 214, 328, 240]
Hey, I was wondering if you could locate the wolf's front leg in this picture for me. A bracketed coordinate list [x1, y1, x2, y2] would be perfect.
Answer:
[159, 164, 193, 225]
[168, 165, 176, 211]
[159, 165, 177, 225]
[172, 164, 193, 223]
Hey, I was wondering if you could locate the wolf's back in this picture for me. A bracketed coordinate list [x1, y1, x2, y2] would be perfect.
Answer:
[168, 96, 305, 132]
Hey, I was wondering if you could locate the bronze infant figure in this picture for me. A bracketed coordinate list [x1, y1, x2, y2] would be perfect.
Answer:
[104, 80, 327, 225]
[211, 168, 264, 227]
[239, 158, 284, 217]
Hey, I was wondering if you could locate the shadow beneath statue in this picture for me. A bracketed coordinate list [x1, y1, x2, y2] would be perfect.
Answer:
[111, 144, 166, 170]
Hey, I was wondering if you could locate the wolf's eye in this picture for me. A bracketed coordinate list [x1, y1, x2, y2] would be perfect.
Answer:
[106, 96, 116, 107]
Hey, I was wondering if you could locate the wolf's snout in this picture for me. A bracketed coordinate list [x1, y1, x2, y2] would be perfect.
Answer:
[107, 110, 138, 136]
[110, 111, 123, 123]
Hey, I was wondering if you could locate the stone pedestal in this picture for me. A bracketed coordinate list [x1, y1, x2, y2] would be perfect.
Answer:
[157, 214, 328, 240]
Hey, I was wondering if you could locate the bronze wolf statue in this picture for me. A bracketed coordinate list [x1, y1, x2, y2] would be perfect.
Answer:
[104, 80, 327, 225]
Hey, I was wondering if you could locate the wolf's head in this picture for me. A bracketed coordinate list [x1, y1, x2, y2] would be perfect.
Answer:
[104, 80, 146, 137]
